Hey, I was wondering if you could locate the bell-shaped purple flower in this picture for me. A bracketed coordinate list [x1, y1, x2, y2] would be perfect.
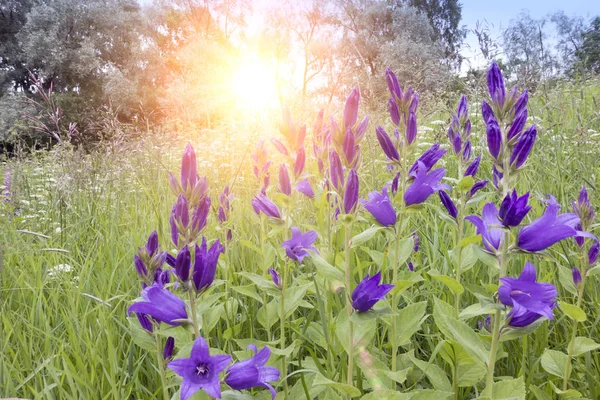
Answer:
[181, 144, 199, 192]
[487, 62, 506, 108]
[498, 262, 557, 327]
[464, 156, 481, 177]
[406, 111, 417, 145]
[164, 337, 175, 360]
[404, 162, 449, 206]
[439, 190, 458, 219]
[174, 245, 192, 282]
[486, 118, 502, 160]
[352, 271, 394, 313]
[499, 190, 531, 227]
[295, 179, 314, 198]
[225, 345, 280, 399]
[466, 203, 504, 252]
[282, 227, 318, 263]
[376, 126, 399, 162]
[252, 194, 282, 219]
[269, 268, 281, 289]
[409, 143, 447, 175]
[510, 125, 536, 169]
[128, 284, 188, 326]
[518, 195, 595, 252]
[278, 164, 292, 196]
[343, 169, 359, 214]
[167, 336, 231, 400]
[361, 186, 397, 227]
[193, 237, 224, 292]
[589, 241, 599, 265]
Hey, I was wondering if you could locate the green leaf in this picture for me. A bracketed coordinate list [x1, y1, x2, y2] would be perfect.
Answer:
[127, 317, 155, 352]
[409, 354, 452, 392]
[572, 336, 600, 356]
[336, 307, 376, 354]
[437, 311, 488, 368]
[558, 264, 577, 295]
[390, 236, 416, 268]
[350, 305, 396, 322]
[311, 254, 344, 282]
[231, 284, 263, 303]
[237, 272, 280, 296]
[560, 303, 587, 322]
[492, 376, 526, 400]
[458, 235, 481, 248]
[529, 385, 553, 400]
[459, 303, 501, 320]
[549, 381, 583, 398]
[499, 318, 548, 342]
[428, 269, 464, 295]
[350, 226, 382, 248]
[457, 175, 475, 192]
[391, 272, 425, 296]
[312, 372, 360, 397]
[394, 301, 428, 347]
[283, 283, 312, 317]
[541, 349, 568, 378]
[473, 246, 500, 271]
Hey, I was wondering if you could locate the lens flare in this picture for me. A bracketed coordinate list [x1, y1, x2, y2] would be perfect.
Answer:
[230, 54, 279, 111]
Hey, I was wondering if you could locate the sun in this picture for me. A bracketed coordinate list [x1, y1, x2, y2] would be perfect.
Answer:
[230, 54, 279, 112]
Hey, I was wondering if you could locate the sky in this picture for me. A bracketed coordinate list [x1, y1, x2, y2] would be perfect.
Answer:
[459, 0, 600, 69]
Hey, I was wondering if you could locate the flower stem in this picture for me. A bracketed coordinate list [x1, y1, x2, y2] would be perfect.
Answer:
[280, 261, 288, 397]
[344, 220, 355, 395]
[188, 290, 200, 338]
[454, 198, 466, 316]
[155, 336, 169, 400]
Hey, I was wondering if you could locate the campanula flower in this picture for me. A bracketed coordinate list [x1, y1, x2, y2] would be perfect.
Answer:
[329, 150, 344, 191]
[498, 262, 557, 327]
[409, 144, 447, 175]
[572, 267, 582, 286]
[404, 162, 448, 206]
[295, 179, 314, 198]
[361, 186, 397, 227]
[388, 97, 400, 126]
[192, 237, 224, 292]
[464, 156, 481, 177]
[294, 147, 306, 178]
[225, 345, 280, 399]
[482, 101, 494, 124]
[507, 109, 527, 141]
[462, 140, 472, 161]
[487, 62, 506, 108]
[342, 128, 360, 167]
[412, 231, 419, 252]
[408, 262, 414, 272]
[486, 117, 502, 160]
[352, 271, 394, 313]
[439, 190, 458, 219]
[252, 194, 282, 219]
[167, 336, 231, 400]
[344, 87, 360, 129]
[466, 203, 504, 252]
[170, 195, 189, 246]
[469, 180, 488, 198]
[510, 125, 536, 168]
[181, 144, 199, 191]
[457, 95, 468, 124]
[406, 111, 417, 144]
[164, 337, 175, 360]
[128, 283, 188, 326]
[376, 126, 399, 162]
[217, 186, 232, 223]
[572, 186, 595, 230]
[174, 245, 192, 282]
[269, 268, 281, 289]
[589, 241, 599, 265]
[498, 190, 531, 227]
[518, 195, 595, 252]
[343, 169, 359, 213]
[134, 256, 148, 278]
[136, 312, 153, 332]
[278, 164, 292, 196]
[282, 227, 318, 263]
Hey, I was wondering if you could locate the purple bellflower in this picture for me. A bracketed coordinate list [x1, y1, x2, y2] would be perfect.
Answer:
[439, 190, 458, 219]
[486, 117, 502, 160]
[498, 190, 531, 227]
[464, 156, 481, 177]
[409, 143, 447, 176]
[278, 164, 292, 196]
[252, 194, 282, 220]
[282, 227, 318, 263]
[589, 241, 599, 265]
[167, 336, 231, 400]
[352, 271, 394, 313]
[174, 245, 192, 282]
[344, 169, 359, 214]
[404, 161, 449, 206]
[510, 125, 537, 169]
[487, 62, 506, 109]
[572, 267, 582, 286]
[376, 126, 400, 162]
[164, 337, 175, 360]
[498, 262, 558, 327]
[225, 345, 280, 399]
[466, 203, 504, 252]
[192, 237, 224, 292]
[295, 179, 314, 198]
[518, 195, 595, 252]
[361, 186, 397, 227]
[128, 283, 188, 326]
[269, 268, 282, 289]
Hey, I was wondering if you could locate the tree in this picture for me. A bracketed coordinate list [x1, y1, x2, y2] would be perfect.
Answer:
[575, 16, 600, 74]
[550, 11, 585, 74]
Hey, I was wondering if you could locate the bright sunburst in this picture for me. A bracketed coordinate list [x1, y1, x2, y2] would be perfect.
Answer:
[230, 54, 279, 112]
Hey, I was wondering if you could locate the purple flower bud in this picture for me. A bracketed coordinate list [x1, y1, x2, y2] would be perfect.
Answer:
[412, 231, 420, 252]
[462, 141, 472, 161]
[408, 262, 414, 272]
[409, 143, 447, 175]
[294, 147, 306, 178]
[295, 179, 314, 198]
[513, 89, 529, 117]
[391, 173, 400, 195]
[389, 97, 400, 126]
[464, 156, 480, 177]
[270, 138, 289, 156]
[181, 144, 199, 192]
[572, 186, 595, 229]
[572, 267, 582, 287]
[510, 125, 536, 169]
[128, 284, 187, 326]
[146, 231, 159, 256]
[343, 128, 358, 167]
[191, 196, 211, 233]
[452, 131, 462, 155]
[406, 111, 417, 145]
[269, 268, 281, 289]
[355, 116, 369, 143]
[487, 62, 506, 107]
[136, 312, 153, 332]
[469, 180, 488, 198]
[376, 126, 399, 162]
[439, 190, 458, 219]
[486, 118, 502, 160]
[163, 337, 175, 360]
[589, 241, 600, 265]
[508, 110, 528, 141]
[134, 255, 148, 278]
[457, 95, 468, 122]
[174, 246, 191, 281]
[499, 190, 531, 227]
[482, 101, 494, 124]
[329, 150, 344, 191]
[193, 237, 224, 292]
[251, 194, 282, 219]
[352, 271, 394, 312]
[344, 87, 360, 128]
[386, 67, 402, 99]
[344, 169, 359, 214]
[278, 164, 292, 196]
[492, 166, 503, 190]
[464, 120, 472, 140]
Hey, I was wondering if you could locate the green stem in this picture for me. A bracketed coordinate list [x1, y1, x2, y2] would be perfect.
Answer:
[155, 336, 169, 400]
[280, 261, 288, 397]
[344, 220, 355, 396]
[188, 290, 200, 338]
[454, 198, 466, 316]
